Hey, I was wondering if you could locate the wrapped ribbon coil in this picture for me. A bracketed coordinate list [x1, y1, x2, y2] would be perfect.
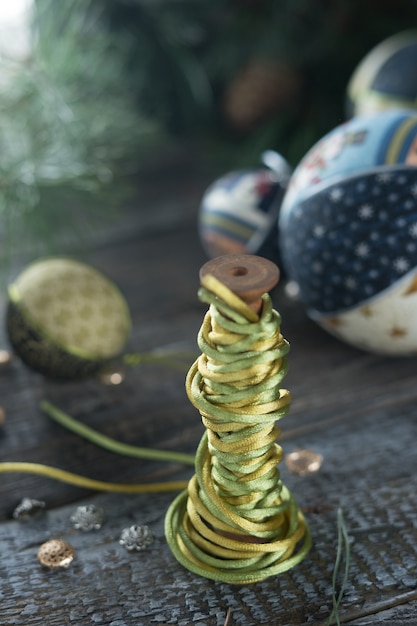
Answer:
[165, 275, 311, 584]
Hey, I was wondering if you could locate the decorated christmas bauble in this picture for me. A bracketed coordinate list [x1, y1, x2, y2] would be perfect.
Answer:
[6, 257, 131, 379]
[279, 109, 417, 355]
[347, 30, 417, 117]
[198, 151, 291, 265]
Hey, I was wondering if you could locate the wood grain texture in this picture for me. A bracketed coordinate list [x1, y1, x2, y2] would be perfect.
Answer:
[1, 176, 416, 625]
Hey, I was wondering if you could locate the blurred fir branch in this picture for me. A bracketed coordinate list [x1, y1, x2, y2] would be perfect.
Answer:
[95, 0, 216, 134]
[0, 0, 162, 267]
[96, 0, 417, 171]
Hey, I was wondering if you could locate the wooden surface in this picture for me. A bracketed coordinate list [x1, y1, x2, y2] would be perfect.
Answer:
[1, 170, 417, 626]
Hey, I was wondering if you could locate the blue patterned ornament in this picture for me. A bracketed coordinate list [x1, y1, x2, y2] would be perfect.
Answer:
[279, 109, 417, 355]
[198, 151, 290, 265]
[347, 30, 417, 117]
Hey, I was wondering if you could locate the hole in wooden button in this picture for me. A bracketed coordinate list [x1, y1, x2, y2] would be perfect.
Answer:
[229, 266, 248, 277]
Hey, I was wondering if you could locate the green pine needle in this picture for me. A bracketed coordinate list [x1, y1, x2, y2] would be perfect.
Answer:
[327, 508, 351, 625]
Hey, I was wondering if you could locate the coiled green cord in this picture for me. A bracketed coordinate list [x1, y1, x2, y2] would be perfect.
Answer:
[165, 280, 311, 584]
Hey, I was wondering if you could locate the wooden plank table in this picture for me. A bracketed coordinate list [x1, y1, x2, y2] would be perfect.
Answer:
[0, 170, 416, 625]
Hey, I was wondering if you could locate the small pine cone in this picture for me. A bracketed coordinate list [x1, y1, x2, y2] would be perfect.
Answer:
[223, 59, 303, 132]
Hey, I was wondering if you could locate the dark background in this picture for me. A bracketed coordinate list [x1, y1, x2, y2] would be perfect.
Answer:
[92, 0, 417, 169]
